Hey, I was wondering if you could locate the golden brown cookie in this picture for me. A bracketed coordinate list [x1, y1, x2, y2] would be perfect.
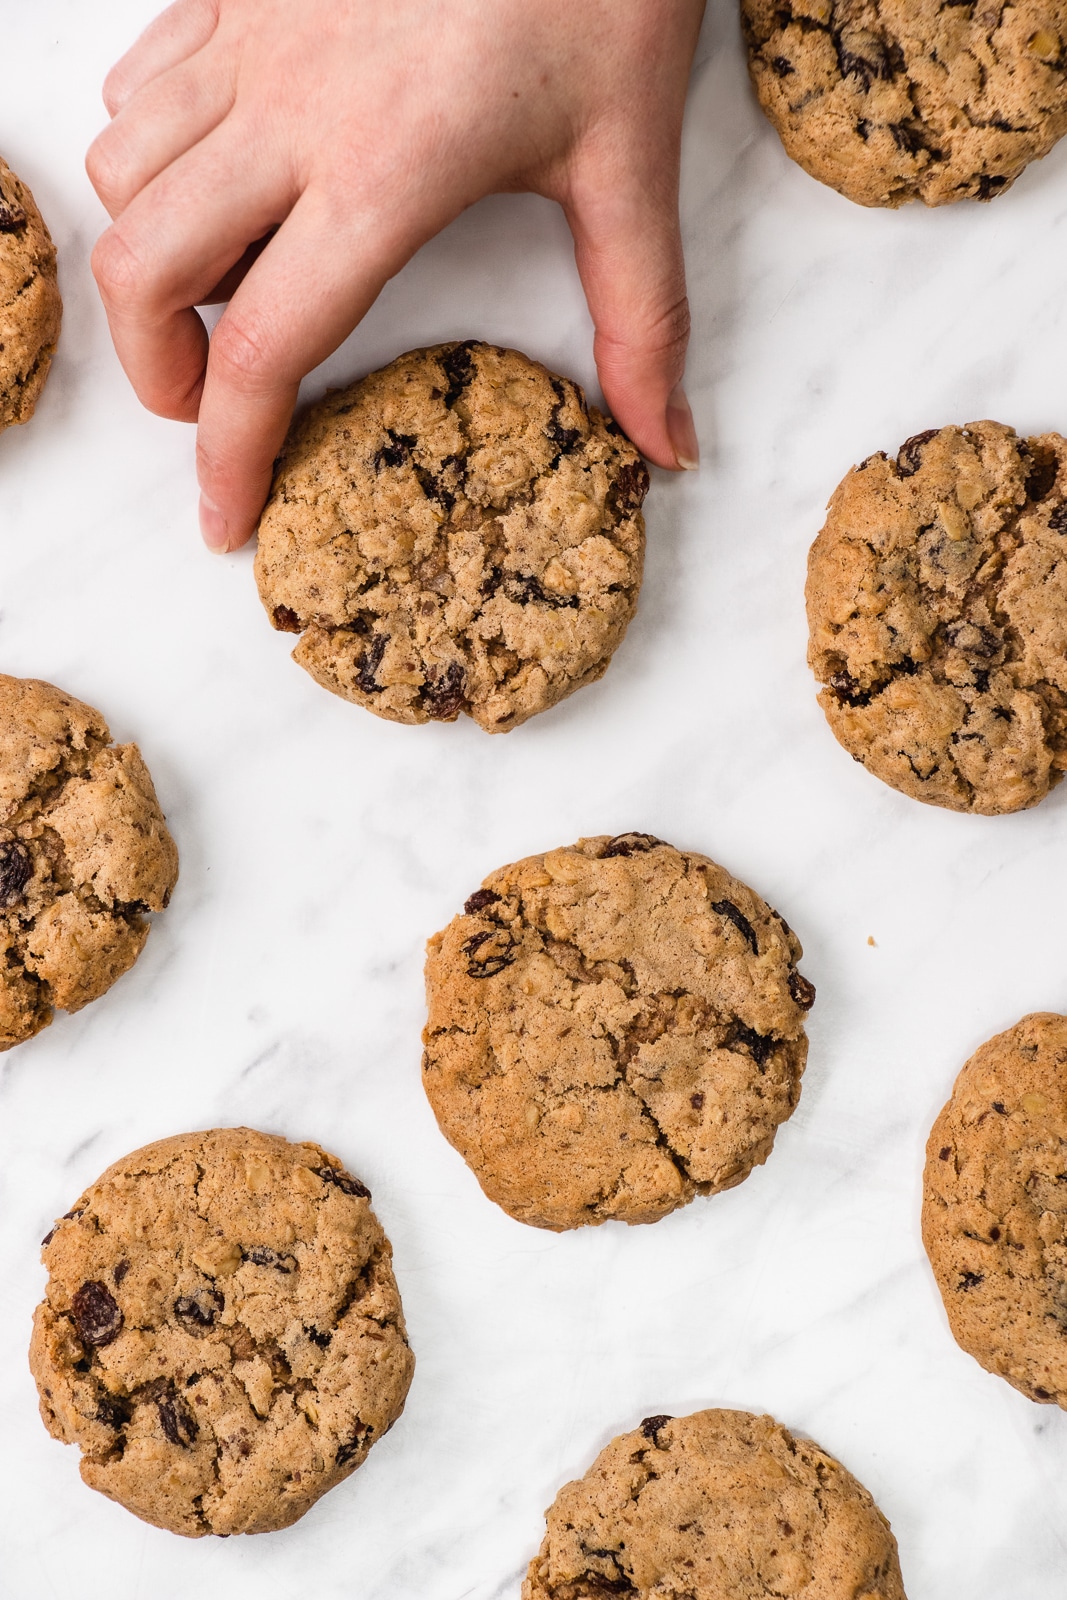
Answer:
[923, 1013, 1067, 1408]
[743, 0, 1067, 208]
[30, 1128, 415, 1537]
[523, 1409, 907, 1599]
[806, 422, 1067, 814]
[0, 674, 178, 1050]
[422, 834, 814, 1230]
[0, 155, 61, 429]
[254, 342, 647, 732]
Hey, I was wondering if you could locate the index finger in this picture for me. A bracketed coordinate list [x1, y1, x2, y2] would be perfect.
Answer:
[90, 122, 291, 421]
[194, 189, 449, 550]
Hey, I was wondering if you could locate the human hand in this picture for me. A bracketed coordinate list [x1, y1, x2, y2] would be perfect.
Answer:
[87, 0, 705, 552]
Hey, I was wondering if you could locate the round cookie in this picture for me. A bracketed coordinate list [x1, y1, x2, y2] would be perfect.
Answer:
[254, 342, 648, 732]
[923, 1012, 1067, 1407]
[422, 834, 814, 1230]
[807, 422, 1067, 814]
[0, 674, 178, 1050]
[0, 155, 61, 430]
[743, 0, 1067, 208]
[30, 1127, 415, 1537]
[523, 1409, 906, 1600]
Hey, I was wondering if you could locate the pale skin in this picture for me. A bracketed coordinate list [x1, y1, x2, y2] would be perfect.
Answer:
[87, 0, 705, 553]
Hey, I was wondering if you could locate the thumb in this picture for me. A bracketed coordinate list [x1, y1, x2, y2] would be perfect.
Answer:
[565, 138, 697, 472]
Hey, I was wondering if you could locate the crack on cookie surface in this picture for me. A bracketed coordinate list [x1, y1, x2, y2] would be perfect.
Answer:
[423, 838, 813, 1230]
[255, 342, 648, 732]
[742, 0, 1067, 208]
[807, 421, 1067, 813]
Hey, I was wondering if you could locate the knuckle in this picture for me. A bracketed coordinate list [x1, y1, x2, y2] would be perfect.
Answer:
[651, 290, 691, 357]
[194, 435, 223, 483]
[209, 312, 276, 390]
[101, 64, 130, 117]
[143, 391, 192, 424]
[91, 229, 146, 302]
[148, 369, 204, 422]
[598, 289, 691, 368]
[85, 137, 125, 208]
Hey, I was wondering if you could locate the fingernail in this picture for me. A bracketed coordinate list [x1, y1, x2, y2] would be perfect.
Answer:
[199, 494, 230, 552]
[666, 383, 699, 471]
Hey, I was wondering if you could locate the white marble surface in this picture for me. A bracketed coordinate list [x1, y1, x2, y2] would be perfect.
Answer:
[3, 2, 1067, 1595]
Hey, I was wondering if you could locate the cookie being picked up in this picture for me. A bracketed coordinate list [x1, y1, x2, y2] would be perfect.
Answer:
[254, 342, 648, 732]
[807, 422, 1067, 814]
[423, 834, 814, 1230]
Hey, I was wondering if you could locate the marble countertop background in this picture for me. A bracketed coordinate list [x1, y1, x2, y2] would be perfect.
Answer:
[4, 2, 1067, 1595]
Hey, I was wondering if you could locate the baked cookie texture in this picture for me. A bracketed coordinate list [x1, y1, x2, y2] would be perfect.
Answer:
[923, 1013, 1067, 1408]
[0, 674, 178, 1050]
[422, 834, 814, 1231]
[0, 155, 61, 429]
[523, 1409, 907, 1600]
[30, 1128, 414, 1537]
[807, 422, 1067, 814]
[254, 342, 648, 732]
[742, 0, 1067, 208]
